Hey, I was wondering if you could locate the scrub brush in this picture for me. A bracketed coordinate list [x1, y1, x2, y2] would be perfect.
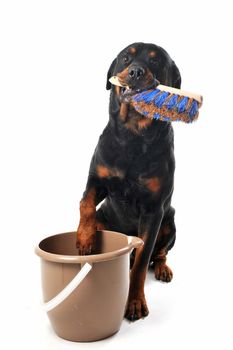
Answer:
[109, 76, 203, 123]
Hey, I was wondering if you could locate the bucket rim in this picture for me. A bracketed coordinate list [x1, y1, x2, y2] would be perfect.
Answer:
[35, 230, 143, 263]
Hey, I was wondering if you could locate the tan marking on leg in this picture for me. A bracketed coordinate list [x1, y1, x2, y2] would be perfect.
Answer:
[77, 188, 96, 254]
[154, 248, 167, 260]
[125, 245, 149, 320]
[163, 224, 171, 235]
[157, 224, 171, 241]
[153, 249, 173, 282]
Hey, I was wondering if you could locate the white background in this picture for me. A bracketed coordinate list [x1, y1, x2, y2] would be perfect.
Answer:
[0, 0, 233, 349]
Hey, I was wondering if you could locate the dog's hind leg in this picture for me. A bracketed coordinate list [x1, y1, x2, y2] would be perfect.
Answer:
[150, 207, 176, 282]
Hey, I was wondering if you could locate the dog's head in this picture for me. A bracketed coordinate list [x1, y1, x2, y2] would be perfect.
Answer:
[106, 42, 181, 102]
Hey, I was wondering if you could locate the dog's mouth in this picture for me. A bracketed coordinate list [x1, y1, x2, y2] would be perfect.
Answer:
[109, 76, 159, 103]
[120, 86, 140, 99]
[120, 83, 158, 103]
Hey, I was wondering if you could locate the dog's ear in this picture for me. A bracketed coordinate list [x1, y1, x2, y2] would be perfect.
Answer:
[106, 58, 117, 90]
[171, 61, 181, 88]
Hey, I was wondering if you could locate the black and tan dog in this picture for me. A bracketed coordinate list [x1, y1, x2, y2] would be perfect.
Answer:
[76, 42, 181, 321]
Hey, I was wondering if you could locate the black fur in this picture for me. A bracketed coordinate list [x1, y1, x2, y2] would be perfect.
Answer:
[77, 42, 181, 321]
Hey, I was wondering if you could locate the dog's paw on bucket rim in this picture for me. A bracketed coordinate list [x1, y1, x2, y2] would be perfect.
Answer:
[76, 239, 94, 255]
[125, 297, 149, 321]
[76, 225, 98, 255]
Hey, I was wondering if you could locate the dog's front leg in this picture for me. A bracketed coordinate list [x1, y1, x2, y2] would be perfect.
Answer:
[125, 206, 164, 321]
[76, 178, 107, 255]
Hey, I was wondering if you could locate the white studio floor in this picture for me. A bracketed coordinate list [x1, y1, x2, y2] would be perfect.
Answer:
[1, 1, 233, 349]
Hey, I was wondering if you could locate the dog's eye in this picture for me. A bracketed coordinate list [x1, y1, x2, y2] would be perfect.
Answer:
[150, 58, 158, 65]
[122, 55, 129, 63]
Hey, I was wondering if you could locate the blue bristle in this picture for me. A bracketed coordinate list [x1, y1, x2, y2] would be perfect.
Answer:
[133, 89, 160, 103]
[162, 116, 170, 122]
[153, 113, 161, 120]
[188, 100, 198, 118]
[133, 90, 149, 102]
[141, 110, 149, 116]
[165, 94, 179, 110]
[142, 89, 160, 103]
[154, 91, 170, 108]
[133, 90, 151, 102]
[176, 96, 189, 114]
[134, 105, 149, 116]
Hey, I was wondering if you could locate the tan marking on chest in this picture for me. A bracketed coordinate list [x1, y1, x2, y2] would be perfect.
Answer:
[97, 165, 110, 177]
[124, 109, 149, 134]
[97, 165, 124, 179]
[140, 176, 161, 193]
[138, 117, 153, 130]
[146, 177, 161, 192]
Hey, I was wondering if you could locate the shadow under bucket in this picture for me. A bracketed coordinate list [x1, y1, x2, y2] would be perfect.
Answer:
[35, 230, 143, 342]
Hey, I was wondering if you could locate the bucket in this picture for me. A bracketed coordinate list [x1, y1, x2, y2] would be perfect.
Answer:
[35, 230, 143, 342]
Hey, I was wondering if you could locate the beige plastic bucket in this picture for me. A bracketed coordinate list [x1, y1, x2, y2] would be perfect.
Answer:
[35, 230, 143, 342]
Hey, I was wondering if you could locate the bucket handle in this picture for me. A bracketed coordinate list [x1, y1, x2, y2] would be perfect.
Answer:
[127, 236, 144, 250]
[43, 262, 92, 312]
[43, 236, 143, 312]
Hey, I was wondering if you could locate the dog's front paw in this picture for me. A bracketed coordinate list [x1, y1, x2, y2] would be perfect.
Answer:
[76, 238, 93, 255]
[125, 295, 149, 321]
[76, 226, 96, 255]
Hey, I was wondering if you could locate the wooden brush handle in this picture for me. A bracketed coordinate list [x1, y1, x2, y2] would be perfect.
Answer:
[156, 84, 203, 105]
[109, 76, 123, 86]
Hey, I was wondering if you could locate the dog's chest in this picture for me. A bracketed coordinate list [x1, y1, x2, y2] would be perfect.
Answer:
[99, 137, 154, 176]
[98, 139, 169, 197]
[142, 143, 148, 154]
[95, 122, 175, 201]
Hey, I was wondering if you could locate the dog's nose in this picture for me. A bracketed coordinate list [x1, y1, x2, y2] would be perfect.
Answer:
[128, 66, 145, 80]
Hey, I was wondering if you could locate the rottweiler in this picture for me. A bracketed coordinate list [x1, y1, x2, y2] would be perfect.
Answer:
[76, 42, 181, 321]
